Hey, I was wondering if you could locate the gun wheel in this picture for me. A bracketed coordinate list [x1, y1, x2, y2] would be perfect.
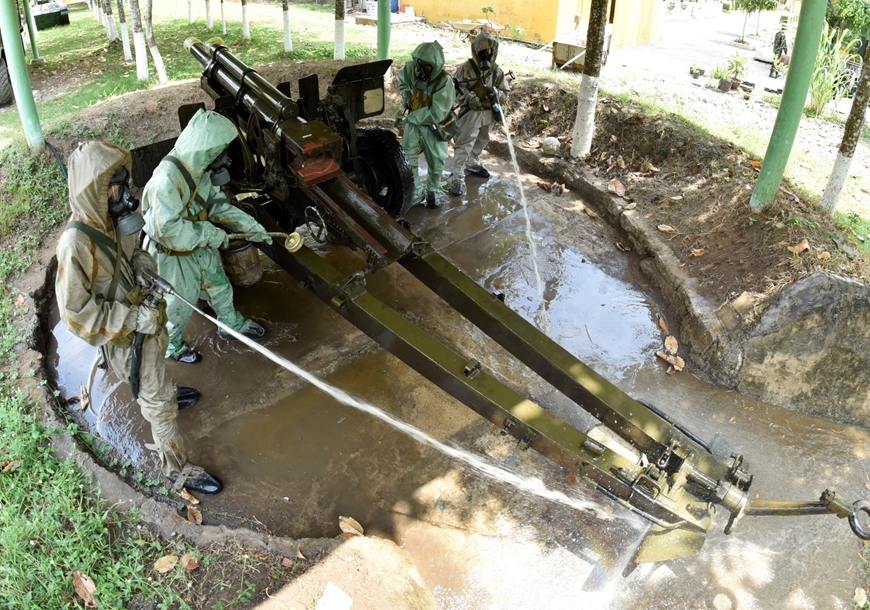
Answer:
[351, 126, 415, 218]
[0, 58, 12, 107]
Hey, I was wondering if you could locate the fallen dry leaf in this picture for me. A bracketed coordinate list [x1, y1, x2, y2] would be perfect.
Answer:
[551, 183, 565, 196]
[623, 202, 637, 211]
[615, 242, 631, 252]
[72, 571, 97, 608]
[642, 160, 659, 173]
[542, 103, 550, 112]
[566, 470, 578, 484]
[584, 207, 601, 219]
[607, 179, 625, 197]
[690, 247, 705, 257]
[669, 195, 683, 201]
[537, 181, 551, 192]
[179, 488, 200, 505]
[656, 350, 685, 371]
[610, 134, 618, 143]
[856, 588, 867, 607]
[282, 557, 294, 567]
[1, 460, 21, 473]
[657, 224, 677, 233]
[749, 160, 761, 169]
[616, 155, 626, 169]
[181, 553, 200, 571]
[865, 482, 870, 491]
[14, 294, 25, 307]
[186, 506, 202, 525]
[79, 385, 90, 411]
[658, 316, 670, 335]
[338, 515, 365, 537]
[817, 251, 831, 260]
[664, 336, 679, 355]
[154, 555, 178, 574]
[297, 549, 307, 560]
[787, 239, 809, 253]
[666, 365, 676, 375]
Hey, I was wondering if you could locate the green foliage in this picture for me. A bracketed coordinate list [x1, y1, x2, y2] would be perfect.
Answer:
[827, 0, 870, 44]
[807, 24, 861, 116]
[722, 1, 731, 11]
[711, 63, 729, 80]
[726, 53, 748, 81]
[731, 0, 777, 15]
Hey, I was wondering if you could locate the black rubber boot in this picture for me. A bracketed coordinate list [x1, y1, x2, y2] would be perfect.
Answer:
[169, 348, 202, 365]
[219, 320, 266, 341]
[466, 164, 491, 179]
[426, 192, 441, 209]
[170, 468, 223, 495]
[176, 386, 200, 411]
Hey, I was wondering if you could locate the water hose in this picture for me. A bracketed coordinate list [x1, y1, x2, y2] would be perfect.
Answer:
[226, 231, 304, 253]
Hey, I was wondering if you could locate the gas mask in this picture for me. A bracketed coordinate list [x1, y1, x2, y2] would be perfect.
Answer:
[107, 167, 145, 236]
[415, 59, 433, 89]
[476, 48, 492, 72]
[207, 149, 232, 186]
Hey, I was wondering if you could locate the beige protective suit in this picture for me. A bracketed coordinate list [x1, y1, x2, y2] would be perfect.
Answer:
[55, 141, 187, 477]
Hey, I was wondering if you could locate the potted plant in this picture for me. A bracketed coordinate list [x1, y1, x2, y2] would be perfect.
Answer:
[689, 60, 705, 79]
[711, 64, 731, 92]
[726, 53, 748, 89]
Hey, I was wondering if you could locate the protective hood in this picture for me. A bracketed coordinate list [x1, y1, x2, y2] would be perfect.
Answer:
[471, 30, 499, 65]
[67, 141, 131, 232]
[171, 108, 238, 180]
[411, 41, 446, 80]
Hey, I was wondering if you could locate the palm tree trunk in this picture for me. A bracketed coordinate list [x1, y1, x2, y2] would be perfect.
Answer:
[334, 0, 345, 60]
[205, 0, 212, 29]
[103, 0, 118, 41]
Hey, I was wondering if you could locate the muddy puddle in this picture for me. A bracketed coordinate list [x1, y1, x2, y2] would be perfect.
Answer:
[47, 153, 869, 609]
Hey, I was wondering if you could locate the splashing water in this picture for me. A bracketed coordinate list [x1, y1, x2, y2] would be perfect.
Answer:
[498, 109, 549, 334]
[175, 293, 613, 518]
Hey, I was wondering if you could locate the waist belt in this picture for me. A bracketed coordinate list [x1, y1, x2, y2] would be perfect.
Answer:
[145, 235, 199, 257]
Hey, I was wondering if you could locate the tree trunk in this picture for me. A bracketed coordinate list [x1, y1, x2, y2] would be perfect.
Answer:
[205, 0, 212, 29]
[756, 9, 761, 36]
[129, 0, 149, 81]
[334, 0, 345, 60]
[188, 0, 193, 24]
[242, 0, 250, 39]
[103, 0, 118, 41]
[742, 10, 749, 41]
[220, 0, 226, 34]
[283, 0, 292, 52]
[116, 0, 132, 61]
[820, 44, 870, 214]
[570, 0, 607, 158]
[145, 0, 167, 83]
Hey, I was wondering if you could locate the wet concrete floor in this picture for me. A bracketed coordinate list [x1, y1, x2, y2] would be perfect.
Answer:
[48, 151, 870, 609]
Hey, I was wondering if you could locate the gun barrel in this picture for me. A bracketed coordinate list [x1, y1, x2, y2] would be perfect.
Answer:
[186, 37, 298, 123]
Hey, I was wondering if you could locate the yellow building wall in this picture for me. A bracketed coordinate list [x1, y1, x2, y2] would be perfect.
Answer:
[407, 0, 660, 47]
[407, 0, 561, 43]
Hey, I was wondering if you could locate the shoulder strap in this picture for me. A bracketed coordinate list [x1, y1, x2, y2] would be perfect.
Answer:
[65, 221, 133, 297]
[163, 155, 207, 217]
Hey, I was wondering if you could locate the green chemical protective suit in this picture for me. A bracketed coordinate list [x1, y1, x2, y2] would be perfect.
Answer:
[449, 30, 510, 195]
[141, 109, 272, 359]
[56, 141, 188, 477]
[398, 41, 456, 202]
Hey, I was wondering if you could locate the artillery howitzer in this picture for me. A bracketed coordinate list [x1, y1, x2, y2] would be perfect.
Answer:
[131, 38, 870, 572]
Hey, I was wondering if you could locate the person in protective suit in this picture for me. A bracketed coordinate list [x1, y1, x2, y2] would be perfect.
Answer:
[770, 23, 788, 79]
[56, 141, 222, 495]
[448, 30, 510, 197]
[142, 109, 273, 365]
[397, 40, 456, 209]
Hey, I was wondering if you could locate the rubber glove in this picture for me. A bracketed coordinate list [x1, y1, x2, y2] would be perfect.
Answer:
[468, 96, 482, 110]
[135, 304, 159, 335]
[207, 228, 229, 249]
[130, 249, 157, 288]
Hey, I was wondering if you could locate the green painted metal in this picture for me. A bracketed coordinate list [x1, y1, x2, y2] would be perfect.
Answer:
[0, 0, 43, 147]
[377, 0, 390, 61]
[750, 0, 826, 209]
[20, 0, 40, 60]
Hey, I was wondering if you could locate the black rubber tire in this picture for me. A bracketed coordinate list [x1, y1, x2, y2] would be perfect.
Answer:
[350, 126, 415, 218]
[0, 58, 12, 107]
